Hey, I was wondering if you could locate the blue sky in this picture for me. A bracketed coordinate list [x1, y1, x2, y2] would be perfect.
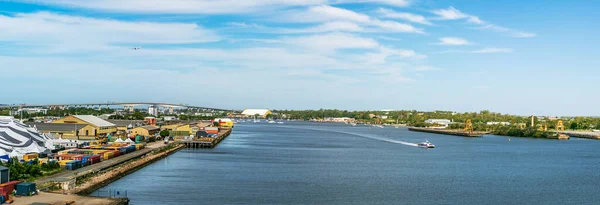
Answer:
[0, 0, 598, 116]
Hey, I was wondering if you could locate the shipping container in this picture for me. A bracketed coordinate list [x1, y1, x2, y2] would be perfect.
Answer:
[58, 160, 74, 167]
[16, 182, 36, 196]
[0, 181, 20, 200]
[89, 155, 101, 164]
[22, 153, 39, 161]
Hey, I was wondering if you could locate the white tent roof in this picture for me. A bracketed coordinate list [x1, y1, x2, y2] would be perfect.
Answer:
[0, 116, 52, 156]
[241, 109, 271, 116]
[115, 138, 124, 143]
[125, 138, 134, 143]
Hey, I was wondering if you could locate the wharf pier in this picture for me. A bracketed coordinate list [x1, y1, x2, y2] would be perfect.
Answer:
[558, 131, 600, 140]
[408, 127, 488, 137]
[178, 128, 232, 148]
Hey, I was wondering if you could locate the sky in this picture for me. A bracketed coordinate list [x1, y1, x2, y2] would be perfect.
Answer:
[0, 0, 598, 116]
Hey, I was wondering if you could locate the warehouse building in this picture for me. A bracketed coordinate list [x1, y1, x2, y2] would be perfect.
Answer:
[51, 115, 117, 139]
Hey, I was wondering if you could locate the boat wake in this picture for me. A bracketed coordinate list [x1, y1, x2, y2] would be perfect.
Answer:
[336, 131, 419, 147]
[280, 125, 419, 147]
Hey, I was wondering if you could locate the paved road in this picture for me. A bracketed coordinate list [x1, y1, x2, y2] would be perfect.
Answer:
[35, 141, 168, 185]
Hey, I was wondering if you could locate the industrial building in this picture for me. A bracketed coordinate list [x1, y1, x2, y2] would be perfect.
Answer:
[241, 109, 272, 118]
[51, 115, 117, 139]
[130, 126, 160, 137]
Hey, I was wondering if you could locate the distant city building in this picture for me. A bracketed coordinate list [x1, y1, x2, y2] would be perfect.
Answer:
[163, 116, 177, 121]
[241, 109, 272, 118]
[148, 105, 158, 116]
[547, 116, 559, 120]
[425, 119, 452, 127]
[324, 117, 355, 123]
[195, 112, 215, 117]
[486, 122, 511, 126]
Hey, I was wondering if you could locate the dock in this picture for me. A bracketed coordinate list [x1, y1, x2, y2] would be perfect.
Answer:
[408, 127, 488, 137]
[178, 128, 232, 148]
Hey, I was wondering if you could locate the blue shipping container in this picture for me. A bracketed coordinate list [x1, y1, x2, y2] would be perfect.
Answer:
[16, 182, 36, 196]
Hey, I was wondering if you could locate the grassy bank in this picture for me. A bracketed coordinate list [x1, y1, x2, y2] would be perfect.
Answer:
[492, 127, 559, 139]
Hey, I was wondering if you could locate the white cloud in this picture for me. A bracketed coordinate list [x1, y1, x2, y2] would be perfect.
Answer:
[336, 0, 410, 7]
[432, 6, 468, 20]
[437, 37, 470, 45]
[0, 12, 220, 52]
[378, 8, 432, 25]
[282, 5, 423, 33]
[435, 47, 513, 54]
[284, 33, 380, 51]
[432, 6, 535, 38]
[472, 47, 513, 53]
[19, 0, 328, 14]
[20, 0, 412, 14]
[377, 36, 402, 41]
[360, 46, 426, 64]
[287, 21, 365, 33]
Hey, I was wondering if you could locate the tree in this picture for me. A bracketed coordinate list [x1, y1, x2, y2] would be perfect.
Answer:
[160, 130, 170, 137]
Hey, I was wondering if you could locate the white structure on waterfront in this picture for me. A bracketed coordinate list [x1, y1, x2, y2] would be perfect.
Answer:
[241, 109, 272, 117]
[486, 122, 511, 126]
[10, 108, 48, 115]
[0, 116, 54, 158]
[425, 119, 452, 127]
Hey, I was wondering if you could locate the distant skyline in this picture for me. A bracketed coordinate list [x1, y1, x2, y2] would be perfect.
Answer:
[0, 0, 598, 116]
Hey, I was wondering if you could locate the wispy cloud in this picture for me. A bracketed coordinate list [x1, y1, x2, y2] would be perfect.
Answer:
[18, 0, 411, 14]
[378, 8, 432, 25]
[432, 6, 535, 38]
[0, 11, 220, 53]
[472, 47, 513, 53]
[281, 5, 424, 33]
[435, 47, 514, 54]
[436, 37, 470, 45]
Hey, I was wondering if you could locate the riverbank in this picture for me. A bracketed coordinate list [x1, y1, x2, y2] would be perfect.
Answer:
[408, 127, 488, 137]
[558, 131, 600, 140]
[492, 127, 569, 140]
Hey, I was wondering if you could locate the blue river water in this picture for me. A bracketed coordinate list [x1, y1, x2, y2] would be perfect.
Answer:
[92, 122, 600, 204]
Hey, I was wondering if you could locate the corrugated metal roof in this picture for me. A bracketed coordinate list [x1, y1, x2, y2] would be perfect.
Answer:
[73, 115, 116, 127]
[27, 123, 88, 132]
[137, 125, 159, 131]
[107, 120, 145, 127]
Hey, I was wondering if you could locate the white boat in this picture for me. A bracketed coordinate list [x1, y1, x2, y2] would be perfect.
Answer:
[374, 125, 384, 128]
[268, 120, 276, 124]
[350, 123, 357, 126]
[418, 140, 435, 148]
[277, 121, 284, 124]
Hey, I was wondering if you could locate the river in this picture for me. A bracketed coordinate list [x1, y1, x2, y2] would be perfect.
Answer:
[92, 121, 600, 204]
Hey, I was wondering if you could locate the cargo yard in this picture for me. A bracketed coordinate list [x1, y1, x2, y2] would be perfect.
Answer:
[0, 112, 235, 204]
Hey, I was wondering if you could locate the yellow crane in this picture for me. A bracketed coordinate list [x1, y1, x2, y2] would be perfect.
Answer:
[556, 120, 565, 131]
[464, 119, 473, 134]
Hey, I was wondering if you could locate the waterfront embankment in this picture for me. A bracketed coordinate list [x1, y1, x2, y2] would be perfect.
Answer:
[73, 143, 184, 195]
[408, 127, 488, 137]
[558, 131, 600, 140]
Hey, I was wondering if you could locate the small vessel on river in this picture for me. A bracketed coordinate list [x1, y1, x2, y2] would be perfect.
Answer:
[418, 140, 435, 148]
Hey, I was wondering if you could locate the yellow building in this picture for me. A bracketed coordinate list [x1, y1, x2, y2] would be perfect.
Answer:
[51, 115, 117, 139]
[161, 122, 211, 136]
[130, 126, 160, 137]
